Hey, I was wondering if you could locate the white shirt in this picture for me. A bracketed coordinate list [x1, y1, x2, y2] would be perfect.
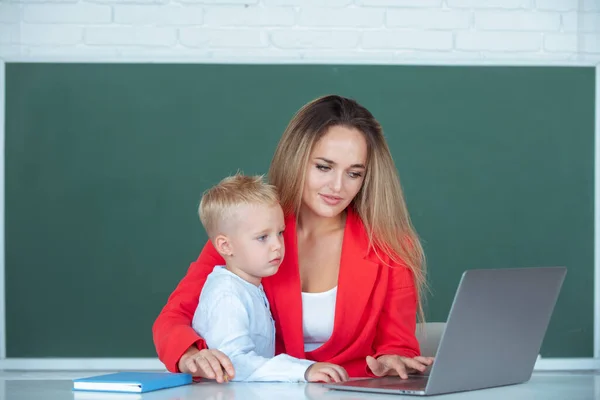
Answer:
[302, 287, 337, 352]
[192, 266, 314, 382]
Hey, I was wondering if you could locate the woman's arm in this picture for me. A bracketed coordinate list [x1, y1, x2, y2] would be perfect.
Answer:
[372, 263, 421, 359]
[152, 240, 225, 372]
[367, 263, 433, 378]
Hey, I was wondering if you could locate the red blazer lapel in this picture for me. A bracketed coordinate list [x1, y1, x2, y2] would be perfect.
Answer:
[266, 209, 380, 360]
[309, 208, 379, 358]
[330, 209, 379, 349]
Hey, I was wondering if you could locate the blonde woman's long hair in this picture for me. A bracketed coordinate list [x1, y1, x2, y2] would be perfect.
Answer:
[269, 95, 427, 323]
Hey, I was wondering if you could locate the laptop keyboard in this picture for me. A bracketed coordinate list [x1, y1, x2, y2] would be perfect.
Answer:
[378, 378, 428, 391]
[342, 376, 428, 391]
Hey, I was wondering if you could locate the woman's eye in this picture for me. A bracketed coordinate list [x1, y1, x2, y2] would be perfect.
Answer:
[349, 172, 363, 179]
[316, 164, 331, 171]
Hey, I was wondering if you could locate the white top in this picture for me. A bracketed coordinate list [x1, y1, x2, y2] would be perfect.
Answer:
[192, 266, 314, 382]
[301, 286, 337, 352]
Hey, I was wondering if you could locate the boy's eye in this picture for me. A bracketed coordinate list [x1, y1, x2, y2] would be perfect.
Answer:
[316, 164, 331, 171]
[278, 230, 284, 236]
[257, 235, 268, 241]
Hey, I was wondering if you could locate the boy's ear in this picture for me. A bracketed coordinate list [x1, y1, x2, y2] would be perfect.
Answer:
[214, 234, 233, 257]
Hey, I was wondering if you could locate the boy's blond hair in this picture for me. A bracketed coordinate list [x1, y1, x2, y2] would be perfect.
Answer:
[199, 173, 280, 239]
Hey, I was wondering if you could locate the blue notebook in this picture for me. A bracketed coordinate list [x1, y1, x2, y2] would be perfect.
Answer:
[72, 372, 192, 393]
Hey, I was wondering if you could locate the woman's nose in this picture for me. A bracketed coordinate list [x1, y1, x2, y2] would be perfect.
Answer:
[330, 172, 343, 192]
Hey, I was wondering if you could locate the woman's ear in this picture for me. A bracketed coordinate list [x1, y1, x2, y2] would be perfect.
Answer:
[214, 234, 233, 257]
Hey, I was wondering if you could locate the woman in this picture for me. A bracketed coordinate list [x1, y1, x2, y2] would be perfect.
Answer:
[153, 95, 433, 382]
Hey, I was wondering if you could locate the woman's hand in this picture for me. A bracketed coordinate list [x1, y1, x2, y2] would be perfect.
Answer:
[178, 346, 235, 383]
[366, 355, 434, 379]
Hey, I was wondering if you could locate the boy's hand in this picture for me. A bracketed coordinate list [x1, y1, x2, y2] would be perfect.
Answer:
[305, 362, 349, 383]
[178, 346, 235, 383]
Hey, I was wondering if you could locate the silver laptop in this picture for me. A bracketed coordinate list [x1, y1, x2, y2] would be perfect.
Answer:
[323, 267, 566, 396]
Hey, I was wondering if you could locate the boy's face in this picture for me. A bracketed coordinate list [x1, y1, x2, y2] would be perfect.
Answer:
[223, 203, 285, 286]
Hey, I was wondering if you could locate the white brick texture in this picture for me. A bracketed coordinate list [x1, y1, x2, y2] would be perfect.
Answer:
[270, 30, 360, 49]
[85, 27, 177, 47]
[581, 33, 600, 53]
[582, 0, 600, 11]
[475, 11, 560, 31]
[562, 12, 578, 31]
[544, 33, 577, 52]
[356, 0, 442, 7]
[536, 0, 578, 11]
[579, 13, 600, 32]
[263, 0, 352, 5]
[180, 28, 267, 48]
[114, 5, 204, 26]
[448, 0, 532, 9]
[562, 12, 600, 33]
[0, 4, 21, 24]
[178, 0, 259, 4]
[0, 0, 597, 63]
[204, 7, 294, 27]
[386, 9, 470, 30]
[89, 0, 170, 3]
[298, 8, 384, 28]
[23, 4, 111, 24]
[0, 24, 20, 45]
[9, 0, 78, 3]
[456, 32, 542, 51]
[363, 30, 453, 50]
[21, 24, 83, 45]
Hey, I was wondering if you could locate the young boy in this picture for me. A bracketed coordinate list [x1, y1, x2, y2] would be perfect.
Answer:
[192, 174, 348, 383]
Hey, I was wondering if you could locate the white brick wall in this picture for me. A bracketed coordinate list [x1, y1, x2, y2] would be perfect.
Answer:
[23, 4, 112, 24]
[114, 5, 204, 26]
[0, 0, 598, 63]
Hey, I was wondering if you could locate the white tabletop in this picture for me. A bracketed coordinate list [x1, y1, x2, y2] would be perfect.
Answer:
[2, 371, 599, 399]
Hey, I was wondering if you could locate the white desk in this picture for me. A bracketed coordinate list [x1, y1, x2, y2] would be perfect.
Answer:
[1, 371, 599, 399]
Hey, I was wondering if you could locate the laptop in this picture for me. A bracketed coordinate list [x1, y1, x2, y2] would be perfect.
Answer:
[323, 267, 567, 396]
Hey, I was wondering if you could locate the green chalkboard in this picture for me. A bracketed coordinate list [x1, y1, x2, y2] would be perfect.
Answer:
[5, 63, 595, 358]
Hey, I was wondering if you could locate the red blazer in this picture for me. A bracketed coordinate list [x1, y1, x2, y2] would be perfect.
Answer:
[153, 208, 420, 377]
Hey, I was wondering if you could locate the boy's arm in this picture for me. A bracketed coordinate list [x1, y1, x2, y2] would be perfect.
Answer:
[197, 292, 314, 382]
[152, 241, 224, 372]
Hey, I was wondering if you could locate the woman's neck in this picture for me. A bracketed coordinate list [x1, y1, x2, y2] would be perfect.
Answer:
[297, 206, 346, 236]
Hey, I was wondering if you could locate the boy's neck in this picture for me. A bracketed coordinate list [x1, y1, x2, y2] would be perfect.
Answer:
[224, 263, 261, 287]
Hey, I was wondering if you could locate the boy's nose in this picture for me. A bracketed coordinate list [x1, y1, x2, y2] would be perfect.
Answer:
[272, 237, 283, 251]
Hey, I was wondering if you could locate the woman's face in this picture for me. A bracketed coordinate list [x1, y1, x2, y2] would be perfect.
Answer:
[301, 125, 368, 220]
